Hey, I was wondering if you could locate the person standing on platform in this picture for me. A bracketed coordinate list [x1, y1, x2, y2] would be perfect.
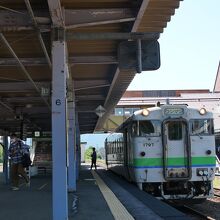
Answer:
[90, 147, 97, 170]
[8, 134, 30, 190]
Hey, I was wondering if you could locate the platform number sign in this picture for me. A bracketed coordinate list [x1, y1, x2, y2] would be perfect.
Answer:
[56, 99, 61, 105]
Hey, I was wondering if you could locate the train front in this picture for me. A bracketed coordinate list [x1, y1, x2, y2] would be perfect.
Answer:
[133, 105, 216, 201]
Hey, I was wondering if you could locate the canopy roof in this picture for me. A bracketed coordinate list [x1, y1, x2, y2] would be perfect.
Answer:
[0, 0, 182, 134]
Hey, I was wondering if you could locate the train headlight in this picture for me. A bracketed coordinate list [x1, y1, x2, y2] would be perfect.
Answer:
[142, 109, 149, 116]
[199, 108, 207, 115]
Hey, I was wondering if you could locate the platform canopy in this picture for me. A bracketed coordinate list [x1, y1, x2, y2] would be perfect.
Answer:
[0, 0, 182, 135]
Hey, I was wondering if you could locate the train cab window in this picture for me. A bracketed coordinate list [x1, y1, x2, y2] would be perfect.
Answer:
[191, 119, 214, 135]
[139, 120, 160, 136]
[168, 121, 182, 140]
[131, 122, 138, 136]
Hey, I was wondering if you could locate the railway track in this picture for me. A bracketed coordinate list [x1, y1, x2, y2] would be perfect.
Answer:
[214, 188, 220, 198]
[166, 189, 220, 220]
[178, 205, 215, 220]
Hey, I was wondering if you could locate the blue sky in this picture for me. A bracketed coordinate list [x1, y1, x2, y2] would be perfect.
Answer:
[128, 0, 220, 91]
[81, 0, 220, 148]
[81, 133, 109, 149]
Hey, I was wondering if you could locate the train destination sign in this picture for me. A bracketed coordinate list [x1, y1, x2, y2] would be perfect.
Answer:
[164, 108, 184, 116]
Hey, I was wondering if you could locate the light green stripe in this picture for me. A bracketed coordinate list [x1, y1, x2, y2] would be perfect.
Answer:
[133, 157, 216, 166]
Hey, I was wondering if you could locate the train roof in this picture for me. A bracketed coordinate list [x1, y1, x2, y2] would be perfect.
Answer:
[115, 104, 213, 132]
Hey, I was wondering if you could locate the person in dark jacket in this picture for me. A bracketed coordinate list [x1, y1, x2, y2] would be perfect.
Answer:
[90, 147, 97, 170]
[8, 134, 30, 190]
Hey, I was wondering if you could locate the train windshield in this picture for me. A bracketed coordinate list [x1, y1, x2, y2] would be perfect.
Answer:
[132, 120, 161, 137]
[167, 121, 183, 140]
[190, 119, 214, 135]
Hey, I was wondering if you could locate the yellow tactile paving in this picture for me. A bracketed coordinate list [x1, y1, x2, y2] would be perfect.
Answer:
[91, 170, 134, 220]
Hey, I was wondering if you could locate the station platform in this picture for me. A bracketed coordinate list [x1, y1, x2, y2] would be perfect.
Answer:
[0, 174, 52, 220]
[0, 164, 190, 220]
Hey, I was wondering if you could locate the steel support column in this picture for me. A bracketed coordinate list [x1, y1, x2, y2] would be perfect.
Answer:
[75, 112, 80, 179]
[52, 31, 68, 220]
[3, 135, 9, 184]
[67, 77, 76, 192]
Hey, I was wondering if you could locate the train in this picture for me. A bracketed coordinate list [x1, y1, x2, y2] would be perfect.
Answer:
[105, 104, 216, 201]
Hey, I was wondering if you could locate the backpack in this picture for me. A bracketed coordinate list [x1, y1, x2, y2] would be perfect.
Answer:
[22, 153, 32, 168]
[18, 141, 32, 168]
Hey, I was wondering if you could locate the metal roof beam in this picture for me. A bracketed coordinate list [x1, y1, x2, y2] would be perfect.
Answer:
[132, 0, 150, 32]
[0, 8, 135, 30]
[69, 56, 117, 65]
[0, 81, 50, 91]
[67, 18, 135, 29]
[0, 56, 118, 66]
[67, 32, 160, 41]
[0, 10, 50, 31]
[75, 84, 110, 92]
[0, 11, 30, 26]
[3, 97, 47, 102]
[0, 58, 46, 66]
[0, 81, 110, 93]
[0, 33, 50, 109]
[76, 95, 106, 101]
[65, 8, 135, 29]
[0, 100, 15, 115]
[47, 0, 64, 27]
[0, 100, 45, 129]
[24, 0, 52, 68]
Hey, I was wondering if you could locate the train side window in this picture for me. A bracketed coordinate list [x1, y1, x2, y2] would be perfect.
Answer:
[168, 121, 182, 140]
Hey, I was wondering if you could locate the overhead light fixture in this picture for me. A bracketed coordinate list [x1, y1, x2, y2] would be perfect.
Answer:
[25, 104, 32, 108]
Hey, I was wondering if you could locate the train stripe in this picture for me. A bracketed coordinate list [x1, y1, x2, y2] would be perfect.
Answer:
[133, 156, 216, 167]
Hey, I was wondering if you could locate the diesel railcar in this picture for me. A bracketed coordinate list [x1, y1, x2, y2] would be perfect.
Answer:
[105, 105, 216, 200]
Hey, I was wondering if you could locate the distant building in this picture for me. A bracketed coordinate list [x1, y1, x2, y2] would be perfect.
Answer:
[103, 61, 220, 132]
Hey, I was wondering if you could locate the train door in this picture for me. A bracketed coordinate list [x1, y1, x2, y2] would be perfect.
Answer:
[162, 119, 191, 180]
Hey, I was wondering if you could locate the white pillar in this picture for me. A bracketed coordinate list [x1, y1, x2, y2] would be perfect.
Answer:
[75, 112, 80, 179]
[52, 29, 68, 220]
[67, 96, 76, 191]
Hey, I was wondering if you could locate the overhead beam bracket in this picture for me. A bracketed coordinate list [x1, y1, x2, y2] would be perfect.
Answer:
[52, 27, 65, 42]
